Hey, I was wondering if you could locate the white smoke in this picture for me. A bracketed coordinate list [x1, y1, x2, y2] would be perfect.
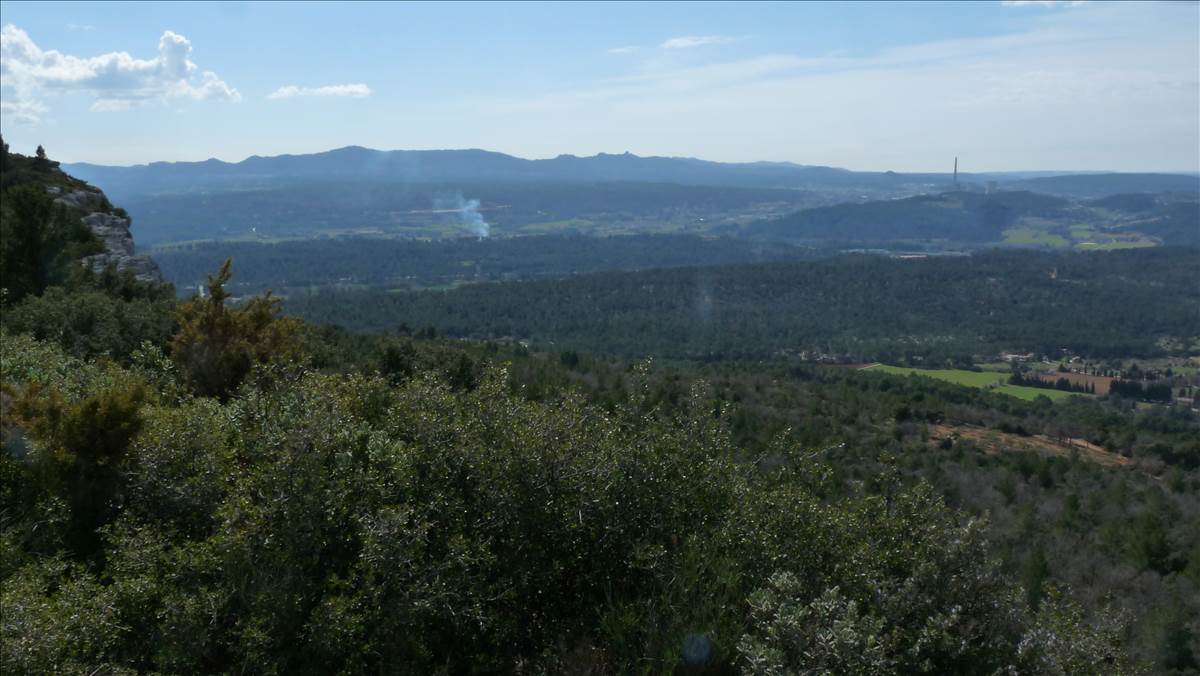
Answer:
[433, 192, 489, 238]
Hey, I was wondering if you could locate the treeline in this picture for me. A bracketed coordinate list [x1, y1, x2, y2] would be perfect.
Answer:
[153, 234, 816, 294]
[286, 247, 1200, 362]
[1010, 372, 1098, 395]
[1111, 379, 1175, 404]
[1009, 370, 1176, 403]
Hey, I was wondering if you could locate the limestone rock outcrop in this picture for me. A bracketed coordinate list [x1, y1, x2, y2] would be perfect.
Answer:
[79, 212, 164, 282]
[48, 186, 164, 283]
[49, 186, 104, 211]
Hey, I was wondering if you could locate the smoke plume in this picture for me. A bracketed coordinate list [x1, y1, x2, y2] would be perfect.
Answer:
[434, 192, 489, 238]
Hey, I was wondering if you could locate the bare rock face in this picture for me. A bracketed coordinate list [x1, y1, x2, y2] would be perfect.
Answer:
[53, 188, 106, 211]
[80, 211, 164, 282]
[50, 186, 164, 283]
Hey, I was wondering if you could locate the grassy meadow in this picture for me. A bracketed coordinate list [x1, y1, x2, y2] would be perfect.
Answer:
[864, 364, 1078, 401]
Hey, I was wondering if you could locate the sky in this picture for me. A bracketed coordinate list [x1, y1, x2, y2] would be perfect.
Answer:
[0, 0, 1197, 172]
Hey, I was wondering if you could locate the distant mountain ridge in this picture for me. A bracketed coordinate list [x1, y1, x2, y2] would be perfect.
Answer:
[64, 146, 980, 200]
[1005, 173, 1200, 197]
[66, 146, 1198, 203]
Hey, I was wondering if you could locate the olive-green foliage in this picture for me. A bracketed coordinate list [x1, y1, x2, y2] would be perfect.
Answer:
[170, 259, 305, 399]
[1013, 590, 1138, 675]
[0, 334, 1136, 674]
[4, 281, 176, 362]
[0, 154, 172, 364]
[736, 506, 1138, 675]
[12, 376, 146, 557]
[286, 247, 1200, 361]
[734, 482, 1024, 674]
[1, 558, 134, 676]
[0, 184, 101, 303]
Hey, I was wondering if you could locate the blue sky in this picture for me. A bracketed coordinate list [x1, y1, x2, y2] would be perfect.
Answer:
[1, 0, 1197, 171]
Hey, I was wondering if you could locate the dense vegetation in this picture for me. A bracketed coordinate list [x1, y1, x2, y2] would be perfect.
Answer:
[287, 247, 1200, 363]
[746, 189, 1199, 247]
[746, 190, 1070, 243]
[4, 147, 1198, 673]
[0, 143, 107, 304]
[153, 234, 816, 294]
[1133, 200, 1200, 246]
[113, 180, 818, 245]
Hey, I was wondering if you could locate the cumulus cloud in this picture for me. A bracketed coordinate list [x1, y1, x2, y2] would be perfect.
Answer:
[0, 98, 48, 124]
[0, 24, 239, 123]
[661, 35, 737, 49]
[267, 83, 372, 99]
[482, 1, 1196, 171]
[90, 98, 134, 112]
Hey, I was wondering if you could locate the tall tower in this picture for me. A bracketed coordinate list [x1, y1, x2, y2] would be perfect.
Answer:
[953, 157, 958, 189]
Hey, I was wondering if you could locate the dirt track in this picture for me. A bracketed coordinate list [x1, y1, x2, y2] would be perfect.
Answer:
[929, 423, 1131, 468]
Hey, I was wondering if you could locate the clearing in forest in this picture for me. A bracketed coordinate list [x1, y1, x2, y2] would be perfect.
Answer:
[863, 364, 1080, 401]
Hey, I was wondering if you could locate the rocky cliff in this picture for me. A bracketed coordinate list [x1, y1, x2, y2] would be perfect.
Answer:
[46, 185, 163, 283]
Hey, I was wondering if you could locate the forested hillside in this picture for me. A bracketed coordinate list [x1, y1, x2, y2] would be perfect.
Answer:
[62, 146, 952, 199]
[3, 147, 1198, 673]
[104, 178, 825, 245]
[286, 247, 1200, 362]
[746, 189, 1199, 247]
[746, 190, 1069, 243]
[153, 234, 815, 294]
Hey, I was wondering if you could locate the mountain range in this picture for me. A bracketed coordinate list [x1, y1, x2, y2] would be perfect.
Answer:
[66, 146, 1200, 202]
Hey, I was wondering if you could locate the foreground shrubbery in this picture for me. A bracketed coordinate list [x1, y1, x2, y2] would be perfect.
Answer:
[0, 152, 1162, 672]
[1, 330, 1137, 673]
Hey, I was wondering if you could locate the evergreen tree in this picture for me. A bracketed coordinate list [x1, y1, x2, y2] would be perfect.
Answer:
[0, 185, 69, 301]
[1022, 544, 1052, 610]
[170, 259, 304, 399]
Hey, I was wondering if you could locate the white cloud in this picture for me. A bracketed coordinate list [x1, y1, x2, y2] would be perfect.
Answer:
[0, 24, 238, 124]
[267, 83, 372, 99]
[1001, 1, 1087, 7]
[66, 23, 96, 32]
[0, 98, 48, 124]
[90, 98, 134, 112]
[480, 1, 1197, 171]
[607, 46, 639, 54]
[660, 35, 737, 49]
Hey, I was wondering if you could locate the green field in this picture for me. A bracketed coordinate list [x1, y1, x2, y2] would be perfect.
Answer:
[1001, 222, 1158, 252]
[1001, 226, 1070, 248]
[864, 364, 1077, 401]
[869, 364, 1007, 387]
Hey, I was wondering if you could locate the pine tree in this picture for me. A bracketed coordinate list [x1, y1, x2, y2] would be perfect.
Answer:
[170, 259, 305, 399]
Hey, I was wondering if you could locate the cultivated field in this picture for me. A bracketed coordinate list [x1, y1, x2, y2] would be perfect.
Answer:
[864, 364, 1079, 401]
[1033, 370, 1115, 395]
